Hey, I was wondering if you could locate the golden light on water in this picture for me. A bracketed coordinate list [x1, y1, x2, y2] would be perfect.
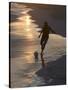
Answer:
[25, 14, 31, 31]
[10, 5, 40, 41]
[10, 12, 38, 39]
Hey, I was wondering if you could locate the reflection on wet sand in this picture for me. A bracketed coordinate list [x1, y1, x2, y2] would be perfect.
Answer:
[10, 5, 41, 64]
[10, 12, 39, 40]
[40, 53, 47, 68]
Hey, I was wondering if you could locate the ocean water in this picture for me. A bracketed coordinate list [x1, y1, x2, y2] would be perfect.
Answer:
[10, 3, 66, 88]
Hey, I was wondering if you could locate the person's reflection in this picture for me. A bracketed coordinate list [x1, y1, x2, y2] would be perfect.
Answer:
[41, 53, 45, 67]
[41, 53, 48, 68]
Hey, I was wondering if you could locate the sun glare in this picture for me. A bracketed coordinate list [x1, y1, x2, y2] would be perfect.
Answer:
[25, 14, 31, 31]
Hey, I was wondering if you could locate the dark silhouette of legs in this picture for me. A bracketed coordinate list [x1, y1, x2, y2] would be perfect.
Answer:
[41, 36, 49, 54]
[40, 36, 49, 67]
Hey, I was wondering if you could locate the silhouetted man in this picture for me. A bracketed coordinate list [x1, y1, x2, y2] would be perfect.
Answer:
[38, 21, 56, 55]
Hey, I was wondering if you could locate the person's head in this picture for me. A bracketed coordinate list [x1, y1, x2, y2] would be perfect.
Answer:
[44, 21, 48, 26]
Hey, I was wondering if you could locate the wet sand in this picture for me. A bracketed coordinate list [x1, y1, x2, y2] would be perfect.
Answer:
[36, 55, 66, 86]
[10, 34, 66, 88]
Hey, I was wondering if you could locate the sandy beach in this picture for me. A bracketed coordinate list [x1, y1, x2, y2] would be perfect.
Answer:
[10, 34, 66, 88]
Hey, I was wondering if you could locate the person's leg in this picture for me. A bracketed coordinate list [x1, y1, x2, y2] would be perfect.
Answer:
[40, 36, 45, 54]
[43, 37, 48, 48]
[40, 36, 49, 67]
[41, 44, 44, 54]
[40, 36, 44, 45]
[41, 36, 49, 54]
[40, 36, 44, 55]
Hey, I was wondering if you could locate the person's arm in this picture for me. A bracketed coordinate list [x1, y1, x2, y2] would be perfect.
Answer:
[38, 31, 42, 38]
[49, 26, 56, 34]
